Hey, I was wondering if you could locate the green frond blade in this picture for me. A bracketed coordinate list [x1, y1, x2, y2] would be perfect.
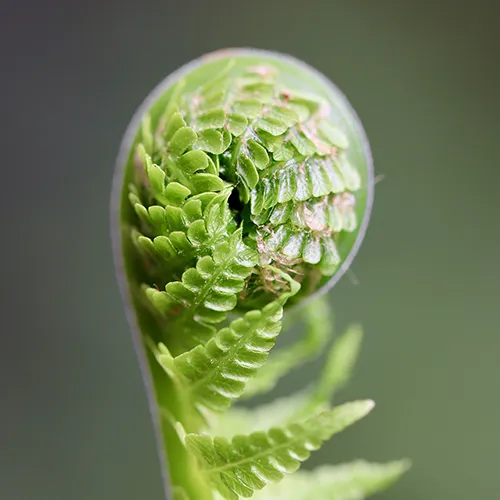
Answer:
[196, 129, 227, 155]
[253, 460, 411, 500]
[186, 401, 375, 499]
[156, 229, 258, 348]
[197, 109, 226, 129]
[233, 99, 262, 118]
[319, 121, 350, 149]
[169, 126, 198, 156]
[178, 150, 210, 174]
[213, 318, 363, 437]
[164, 110, 187, 142]
[281, 321, 364, 422]
[226, 113, 248, 136]
[174, 279, 299, 412]
[313, 324, 363, 404]
[136, 189, 236, 289]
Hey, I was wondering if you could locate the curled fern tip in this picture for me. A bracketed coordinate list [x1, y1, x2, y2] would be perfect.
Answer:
[111, 48, 405, 500]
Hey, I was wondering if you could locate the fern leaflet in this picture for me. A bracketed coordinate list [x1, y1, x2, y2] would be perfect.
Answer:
[173, 276, 300, 412]
[211, 314, 364, 437]
[186, 401, 374, 499]
[253, 460, 411, 500]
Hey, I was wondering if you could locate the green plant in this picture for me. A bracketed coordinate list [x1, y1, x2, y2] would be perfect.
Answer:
[111, 49, 409, 499]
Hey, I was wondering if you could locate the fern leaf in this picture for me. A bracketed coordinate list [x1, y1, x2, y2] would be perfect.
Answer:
[140, 58, 359, 288]
[312, 324, 363, 404]
[242, 295, 331, 399]
[252, 192, 357, 234]
[147, 229, 258, 348]
[173, 276, 300, 412]
[250, 190, 358, 275]
[249, 149, 351, 215]
[286, 323, 364, 423]
[253, 460, 411, 500]
[186, 401, 374, 499]
[213, 319, 363, 437]
[133, 189, 236, 286]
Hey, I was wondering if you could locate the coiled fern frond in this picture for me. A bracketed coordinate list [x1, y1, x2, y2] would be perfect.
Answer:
[112, 49, 408, 499]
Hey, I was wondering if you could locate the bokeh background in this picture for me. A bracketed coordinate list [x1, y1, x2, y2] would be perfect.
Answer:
[2, 1, 499, 499]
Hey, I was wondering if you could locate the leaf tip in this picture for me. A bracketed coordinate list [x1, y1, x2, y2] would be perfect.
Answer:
[365, 398, 376, 411]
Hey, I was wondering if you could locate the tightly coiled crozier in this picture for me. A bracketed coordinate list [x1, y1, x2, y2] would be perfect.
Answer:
[126, 57, 362, 355]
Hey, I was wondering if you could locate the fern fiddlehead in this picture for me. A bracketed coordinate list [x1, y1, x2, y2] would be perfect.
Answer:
[112, 49, 408, 499]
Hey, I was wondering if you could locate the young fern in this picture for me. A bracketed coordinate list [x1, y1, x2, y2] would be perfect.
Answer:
[112, 49, 408, 499]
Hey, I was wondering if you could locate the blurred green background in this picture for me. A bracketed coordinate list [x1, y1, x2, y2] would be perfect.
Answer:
[1, 0, 499, 499]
